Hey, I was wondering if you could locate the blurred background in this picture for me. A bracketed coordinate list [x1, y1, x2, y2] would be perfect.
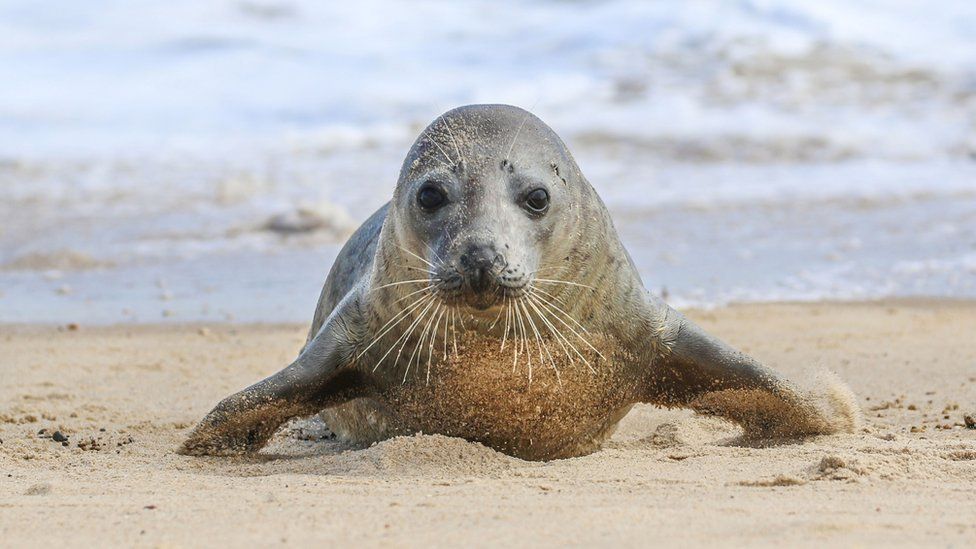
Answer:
[1, 0, 974, 323]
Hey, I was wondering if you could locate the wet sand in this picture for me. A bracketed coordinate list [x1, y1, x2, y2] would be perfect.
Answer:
[1, 301, 975, 547]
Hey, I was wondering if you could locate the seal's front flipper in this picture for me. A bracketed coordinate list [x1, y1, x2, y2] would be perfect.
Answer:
[179, 293, 367, 456]
[645, 306, 859, 438]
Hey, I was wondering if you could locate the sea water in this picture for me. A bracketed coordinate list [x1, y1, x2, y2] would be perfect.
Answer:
[1, 0, 974, 323]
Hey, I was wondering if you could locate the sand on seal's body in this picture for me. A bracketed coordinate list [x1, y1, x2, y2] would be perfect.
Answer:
[2, 301, 975, 547]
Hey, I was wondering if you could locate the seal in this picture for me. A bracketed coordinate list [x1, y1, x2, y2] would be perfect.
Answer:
[180, 104, 858, 460]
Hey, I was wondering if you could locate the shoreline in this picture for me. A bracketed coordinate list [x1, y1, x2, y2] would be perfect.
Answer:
[2, 301, 975, 546]
[4, 296, 975, 330]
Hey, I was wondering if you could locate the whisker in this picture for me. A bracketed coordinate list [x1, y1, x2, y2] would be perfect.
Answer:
[527, 292, 603, 362]
[424, 243, 445, 265]
[529, 265, 565, 275]
[421, 128, 457, 168]
[527, 292, 605, 362]
[525, 295, 583, 376]
[500, 295, 512, 351]
[513, 296, 531, 380]
[488, 292, 506, 329]
[399, 264, 437, 275]
[397, 245, 438, 269]
[356, 293, 433, 360]
[442, 118, 465, 172]
[442, 305, 450, 360]
[372, 296, 435, 364]
[526, 300, 563, 387]
[374, 296, 437, 372]
[371, 278, 432, 292]
[527, 285, 571, 309]
[519, 300, 544, 366]
[533, 278, 597, 290]
[393, 284, 435, 304]
[511, 297, 522, 372]
[505, 109, 532, 161]
[403, 303, 443, 381]
[529, 288, 590, 334]
[404, 302, 442, 384]
[426, 305, 447, 385]
[450, 308, 459, 355]
[520, 299, 561, 385]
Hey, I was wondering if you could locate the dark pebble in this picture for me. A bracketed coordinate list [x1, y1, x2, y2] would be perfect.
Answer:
[99, 428, 106, 432]
[52, 431, 68, 443]
[61, 441, 69, 447]
[38, 428, 47, 435]
[965, 415, 976, 429]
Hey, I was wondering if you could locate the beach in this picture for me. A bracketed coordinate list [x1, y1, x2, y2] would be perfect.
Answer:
[2, 301, 974, 547]
[2, 2, 976, 546]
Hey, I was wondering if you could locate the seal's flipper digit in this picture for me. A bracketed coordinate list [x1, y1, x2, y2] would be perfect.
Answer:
[646, 306, 856, 438]
[179, 293, 366, 456]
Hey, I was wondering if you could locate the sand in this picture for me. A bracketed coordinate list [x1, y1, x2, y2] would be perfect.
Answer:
[2, 301, 975, 547]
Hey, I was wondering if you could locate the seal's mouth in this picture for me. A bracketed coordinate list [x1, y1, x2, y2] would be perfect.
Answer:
[473, 283, 529, 310]
[467, 296, 496, 311]
[433, 272, 528, 312]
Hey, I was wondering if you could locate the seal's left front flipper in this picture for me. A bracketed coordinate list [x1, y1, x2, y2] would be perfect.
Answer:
[179, 292, 368, 456]
[642, 302, 860, 438]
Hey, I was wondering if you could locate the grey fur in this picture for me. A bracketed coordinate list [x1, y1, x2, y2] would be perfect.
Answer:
[180, 105, 855, 460]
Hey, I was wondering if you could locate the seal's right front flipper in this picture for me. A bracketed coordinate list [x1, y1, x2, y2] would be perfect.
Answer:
[644, 305, 859, 438]
[179, 292, 368, 456]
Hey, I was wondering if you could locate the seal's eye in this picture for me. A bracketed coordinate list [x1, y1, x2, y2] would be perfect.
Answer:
[523, 188, 550, 214]
[417, 184, 447, 211]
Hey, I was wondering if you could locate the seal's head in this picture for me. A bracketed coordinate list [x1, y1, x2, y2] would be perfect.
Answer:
[389, 104, 600, 313]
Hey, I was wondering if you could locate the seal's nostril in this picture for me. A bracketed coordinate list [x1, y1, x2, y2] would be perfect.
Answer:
[460, 244, 502, 293]
[471, 266, 490, 292]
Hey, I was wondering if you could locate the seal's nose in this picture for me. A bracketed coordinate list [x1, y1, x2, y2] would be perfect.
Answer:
[459, 245, 505, 293]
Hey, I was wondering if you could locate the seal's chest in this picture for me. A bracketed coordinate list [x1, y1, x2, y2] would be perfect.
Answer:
[378, 336, 637, 459]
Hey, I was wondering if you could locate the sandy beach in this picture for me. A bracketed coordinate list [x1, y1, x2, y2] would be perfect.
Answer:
[2, 301, 974, 547]
[3, 3, 975, 547]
